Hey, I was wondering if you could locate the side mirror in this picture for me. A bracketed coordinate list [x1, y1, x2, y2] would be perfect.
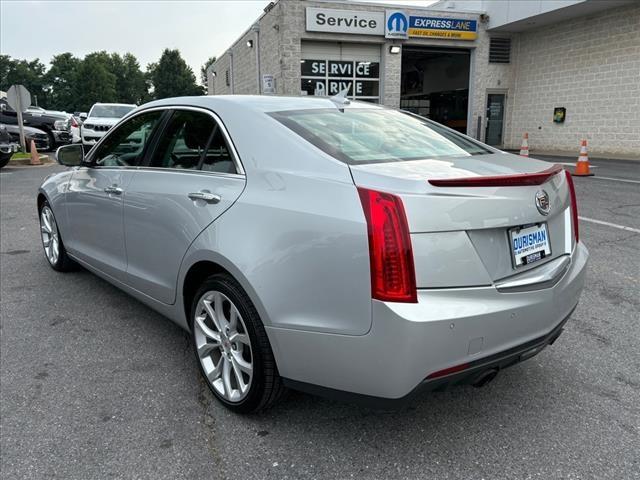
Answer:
[56, 144, 85, 167]
[79, 113, 88, 121]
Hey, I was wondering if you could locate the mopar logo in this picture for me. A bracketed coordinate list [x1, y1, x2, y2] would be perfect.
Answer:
[385, 10, 408, 38]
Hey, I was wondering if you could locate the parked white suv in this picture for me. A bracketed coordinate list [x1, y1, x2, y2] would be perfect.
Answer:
[81, 103, 136, 148]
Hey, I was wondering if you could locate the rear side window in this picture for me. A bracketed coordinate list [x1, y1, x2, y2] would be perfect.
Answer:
[150, 110, 237, 174]
[92, 111, 162, 167]
[151, 110, 216, 170]
[270, 108, 491, 165]
[200, 128, 236, 174]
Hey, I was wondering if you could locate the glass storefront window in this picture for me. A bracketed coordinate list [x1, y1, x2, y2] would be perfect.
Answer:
[300, 59, 380, 102]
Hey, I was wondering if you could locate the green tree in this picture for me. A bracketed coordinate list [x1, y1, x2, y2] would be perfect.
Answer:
[0, 56, 48, 107]
[149, 49, 203, 99]
[113, 53, 149, 104]
[74, 51, 117, 111]
[200, 56, 217, 86]
[45, 53, 80, 111]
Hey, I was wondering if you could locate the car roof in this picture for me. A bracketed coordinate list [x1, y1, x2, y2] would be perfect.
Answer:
[91, 103, 137, 107]
[137, 95, 384, 115]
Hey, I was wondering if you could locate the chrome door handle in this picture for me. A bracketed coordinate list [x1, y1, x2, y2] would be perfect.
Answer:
[188, 192, 221, 204]
[104, 185, 123, 195]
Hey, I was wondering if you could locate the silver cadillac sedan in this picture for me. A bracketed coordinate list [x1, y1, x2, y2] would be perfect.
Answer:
[40, 95, 588, 413]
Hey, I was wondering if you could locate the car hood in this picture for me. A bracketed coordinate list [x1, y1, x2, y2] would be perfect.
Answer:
[1, 123, 47, 135]
[83, 117, 121, 126]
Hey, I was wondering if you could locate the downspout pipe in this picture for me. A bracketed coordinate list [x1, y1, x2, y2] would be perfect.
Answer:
[251, 24, 261, 94]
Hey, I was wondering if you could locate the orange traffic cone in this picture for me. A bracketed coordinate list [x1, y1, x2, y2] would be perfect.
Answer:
[519, 133, 529, 157]
[29, 140, 42, 166]
[573, 139, 593, 176]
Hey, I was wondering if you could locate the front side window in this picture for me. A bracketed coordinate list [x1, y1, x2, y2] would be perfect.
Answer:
[270, 108, 491, 165]
[92, 111, 163, 167]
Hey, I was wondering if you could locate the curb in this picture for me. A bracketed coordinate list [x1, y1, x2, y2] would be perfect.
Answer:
[8, 155, 53, 166]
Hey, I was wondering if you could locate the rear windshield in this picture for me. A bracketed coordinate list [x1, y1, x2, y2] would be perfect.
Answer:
[270, 108, 492, 164]
[89, 105, 135, 118]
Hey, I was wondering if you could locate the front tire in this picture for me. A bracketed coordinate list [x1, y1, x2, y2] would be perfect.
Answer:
[0, 153, 10, 169]
[39, 201, 76, 271]
[190, 274, 286, 413]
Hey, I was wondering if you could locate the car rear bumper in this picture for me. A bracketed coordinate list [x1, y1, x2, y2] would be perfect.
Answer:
[267, 241, 588, 401]
[283, 308, 571, 408]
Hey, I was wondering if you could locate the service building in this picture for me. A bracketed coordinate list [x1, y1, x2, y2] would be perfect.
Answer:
[208, 0, 639, 157]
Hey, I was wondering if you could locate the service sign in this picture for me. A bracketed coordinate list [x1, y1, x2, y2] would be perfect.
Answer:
[408, 16, 477, 40]
[306, 7, 385, 35]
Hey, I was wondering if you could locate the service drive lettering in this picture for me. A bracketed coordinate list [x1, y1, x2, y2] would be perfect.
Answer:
[316, 13, 377, 29]
[328, 81, 353, 95]
[312, 62, 325, 75]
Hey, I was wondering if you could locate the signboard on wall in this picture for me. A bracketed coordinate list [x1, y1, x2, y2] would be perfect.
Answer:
[386, 10, 478, 40]
[262, 74, 276, 94]
[306, 8, 385, 35]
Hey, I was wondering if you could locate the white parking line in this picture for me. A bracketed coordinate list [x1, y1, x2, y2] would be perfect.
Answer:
[554, 162, 599, 168]
[579, 216, 640, 234]
[589, 176, 640, 185]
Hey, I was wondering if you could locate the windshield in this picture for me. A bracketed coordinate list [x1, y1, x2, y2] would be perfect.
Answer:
[89, 105, 135, 118]
[270, 108, 492, 164]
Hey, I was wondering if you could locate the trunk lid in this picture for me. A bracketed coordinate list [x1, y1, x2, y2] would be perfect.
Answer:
[350, 153, 574, 288]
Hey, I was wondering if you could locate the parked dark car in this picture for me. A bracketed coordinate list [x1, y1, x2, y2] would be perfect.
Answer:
[0, 99, 71, 150]
[1, 123, 51, 152]
[0, 124, 19, 168]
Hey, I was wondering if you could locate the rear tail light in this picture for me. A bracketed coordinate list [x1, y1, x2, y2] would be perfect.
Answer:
[70, 117, 78, 128]
[564, 170, 580, 242]
[357, 187, 417, 303]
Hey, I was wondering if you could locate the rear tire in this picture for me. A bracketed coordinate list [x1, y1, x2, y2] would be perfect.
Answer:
[39, 200, 76, 272]
[190, 273, 287, 413]
[0, 153, 10, 169]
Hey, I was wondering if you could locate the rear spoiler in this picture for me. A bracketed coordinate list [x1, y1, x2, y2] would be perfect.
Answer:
[428, 165, 563, 187]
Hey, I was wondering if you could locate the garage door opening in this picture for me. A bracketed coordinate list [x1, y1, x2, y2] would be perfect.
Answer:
[400, 47, 470, 133]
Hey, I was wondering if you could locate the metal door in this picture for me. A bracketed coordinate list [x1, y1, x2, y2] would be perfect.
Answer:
[485, 93, 506, 146]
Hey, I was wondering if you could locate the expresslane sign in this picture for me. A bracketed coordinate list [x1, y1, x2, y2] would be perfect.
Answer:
[409, 16, 477, 39]
[306, 8, 385, 35]
[385, 10, 477, 40]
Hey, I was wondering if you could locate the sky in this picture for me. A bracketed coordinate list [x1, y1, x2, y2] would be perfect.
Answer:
[0, 0, 436, 80]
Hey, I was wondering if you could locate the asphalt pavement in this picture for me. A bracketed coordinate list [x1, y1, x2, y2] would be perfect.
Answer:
[1, 157, 639, 480]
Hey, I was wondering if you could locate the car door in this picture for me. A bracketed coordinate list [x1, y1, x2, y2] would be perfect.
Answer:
[64, 110, 165, 280]
[123, 108, 246, 304]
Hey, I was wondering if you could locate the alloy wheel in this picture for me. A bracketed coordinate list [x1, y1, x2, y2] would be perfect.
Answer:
[40, 206, 60, 266]
[193, 290, 253, 402]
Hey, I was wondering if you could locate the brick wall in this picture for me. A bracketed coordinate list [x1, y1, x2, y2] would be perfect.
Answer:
[503, 3, 640, 156]
[208, 28, 260, 95]
[279, 0, 483, 115]
[206, 0, 640, 156]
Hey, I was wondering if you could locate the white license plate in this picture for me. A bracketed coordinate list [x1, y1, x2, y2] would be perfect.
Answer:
[509, 223, 551, 267]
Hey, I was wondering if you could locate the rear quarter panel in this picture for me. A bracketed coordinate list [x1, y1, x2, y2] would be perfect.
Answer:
[181, 107, 373, 336]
